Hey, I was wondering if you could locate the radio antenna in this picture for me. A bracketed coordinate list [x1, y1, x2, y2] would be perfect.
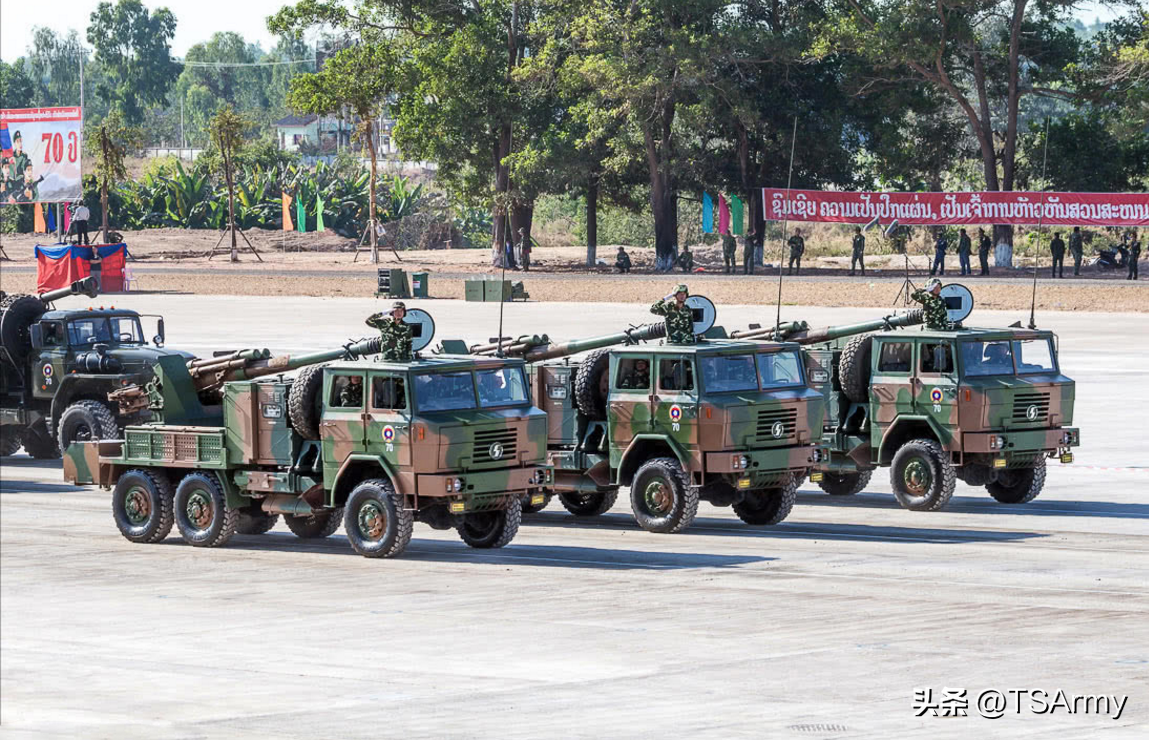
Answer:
[1028, 116, 1051, 330]
[496, 212, 510, 356]
[776, 116, 798, 334]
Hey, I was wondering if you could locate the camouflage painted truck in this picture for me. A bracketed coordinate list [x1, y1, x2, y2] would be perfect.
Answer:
[1, 278, 189, 457]
[462, 323, 828, 534]
[733, 311, 1080, 510]
[65, 331, 552, 558]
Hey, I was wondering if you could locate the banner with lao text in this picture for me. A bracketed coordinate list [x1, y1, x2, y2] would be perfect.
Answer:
[761, 188, 1149, 227]
[1, 107, 83, 204]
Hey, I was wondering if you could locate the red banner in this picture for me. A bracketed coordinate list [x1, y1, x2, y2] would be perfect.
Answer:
[761, 188, 1149, 227]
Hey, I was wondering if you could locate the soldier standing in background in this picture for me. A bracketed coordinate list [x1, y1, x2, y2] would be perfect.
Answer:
[1049, 232, 1066, 278]
[742, 232, 756, 275]
[978, 228, 992, 276]
[787, 228, 805, 275]
[957, 228, 972, 275]
[615, 246, 632, 273]
[1068, 226, 1084, 275]
[1129, 232, 1141, 280]
[650, 284, 696, 345]
[366, 301, 413, 361]
[849, 226, 865, 276]
[911, 278, 951, 330]
[930, 231, 948, 276]
[518, 227, 531, 271]
[722, 233, 737, 274]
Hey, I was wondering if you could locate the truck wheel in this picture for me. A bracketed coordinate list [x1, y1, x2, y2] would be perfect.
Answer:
[237, 510, 280, 535]
[0, 426, 21, 456]
[522, 492, 553, 514]
[558, 489, 618, 516]
[733, 475, 798, 525]
[20, 427, 60, 459]
[987, 458, 1047, 504]
[630, 457, 698, 534]
[284, 508, 343, 538]
[173, 472, 240, 547]
[57, 400, 120, 451]
[457, 495, 522, 549]
[574, 348, 611, 420]
[112, 469, 175, 544]
[287, 363, 327, 440]
[343, 479, 413, 558]
[817, 470, 873, 496]
[890, 438, 955, 511]
[839, 334, 873, 403]
[0, 293, 47, 364]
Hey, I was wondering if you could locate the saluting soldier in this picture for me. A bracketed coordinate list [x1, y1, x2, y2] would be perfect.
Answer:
[722, 233, 737, 274]
[977, 228, 992, 275]
[366, 301, 414, 361]
[957, 228, 972, 275]
[1049, 232, 1066, 279]
[911, 278, 951, 331]
[787, 228, 805, 275]
[1128, 232, 1141, 281]
[650, 284, 696, 345]
[850, 226, 865, 276]
[1068, 226, 1084, 275]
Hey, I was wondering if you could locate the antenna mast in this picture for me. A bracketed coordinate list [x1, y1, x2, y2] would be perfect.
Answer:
[1028, 116, 1051, 330]
[775, 116, 799, 333]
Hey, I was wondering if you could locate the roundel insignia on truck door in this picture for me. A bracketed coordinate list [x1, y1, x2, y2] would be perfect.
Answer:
[402, 308, 436, 352]
[1026, 404, 1039, 421]
[930, 388, 943, 403]
[669, 404, 683, 422]
[489, 442, 504, 460]
[382, 425, 396, 442]
[771, 420, 785, 439]
[42, 363, 53, 378]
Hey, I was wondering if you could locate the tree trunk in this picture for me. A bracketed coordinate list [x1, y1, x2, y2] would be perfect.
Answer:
[642, 118, 678, 272]
[492, 2, 521, 267]
[585, 178, 598, 267]
[367, 120, 379, 263]
[735, 122, 765, 263]
[100, 128, 110, 243]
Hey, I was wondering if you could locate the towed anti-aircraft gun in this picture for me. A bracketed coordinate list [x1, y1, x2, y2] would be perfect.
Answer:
[476, 297, 829, 534]
[744, 291, 1079, 511]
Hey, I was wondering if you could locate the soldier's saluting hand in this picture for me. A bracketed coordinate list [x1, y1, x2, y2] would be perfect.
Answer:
[367, 301, 414, 361]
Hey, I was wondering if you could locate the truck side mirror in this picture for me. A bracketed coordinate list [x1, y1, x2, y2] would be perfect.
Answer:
[30, 324, 44, 349]
[154, 318, 165, 347]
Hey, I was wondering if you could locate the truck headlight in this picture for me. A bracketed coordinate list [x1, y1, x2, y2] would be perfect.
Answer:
[453, 478, 464, 492]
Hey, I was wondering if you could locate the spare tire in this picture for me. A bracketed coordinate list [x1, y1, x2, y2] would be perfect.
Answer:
[839, 334, 874, 403]
[574, 348, 612, 420]
[1, 294, 47, 365]
[288, 363, 327, 440]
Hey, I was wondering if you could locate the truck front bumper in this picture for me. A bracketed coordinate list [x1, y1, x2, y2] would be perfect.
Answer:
[706, 445, 829, 486]
[963, 428, 1080, 459]
[418, 465, 553, 512]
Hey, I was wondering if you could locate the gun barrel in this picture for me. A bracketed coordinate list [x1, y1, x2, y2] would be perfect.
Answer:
[519, 322, 667, 362]
[731, 310, 924, 345]
[37, 277, 99, 305]
[190, 337, 383, 393]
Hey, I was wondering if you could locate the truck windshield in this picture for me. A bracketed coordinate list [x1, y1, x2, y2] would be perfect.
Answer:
[67, 316, 144, 346]
[757, 351, 805, 388]
[477, 367, 529, 407]
[1013, 338, 1057, 374]
[700, 351, 805, 392]
[960, 340, 1014, 376]
[413, 372, 476, 411]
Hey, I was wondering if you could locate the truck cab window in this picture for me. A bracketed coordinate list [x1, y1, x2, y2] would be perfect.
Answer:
[332, 375, 365, 408]
[877, 342, 912, 373]
[920, 343, 954, 374]
[660, 358, 694, 392]
[372, 376, 407, 410]
[615, 358, 651, 390]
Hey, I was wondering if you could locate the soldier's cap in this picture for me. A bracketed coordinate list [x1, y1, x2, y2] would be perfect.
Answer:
[926, 278, 943, 291]
[673, 284, 689, 295]
[391, 301, 407, 311]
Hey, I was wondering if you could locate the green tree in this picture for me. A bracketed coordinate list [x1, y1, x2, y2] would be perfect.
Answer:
[87, 0, 180, 123]
[208, 105, 253, 261]
[85, 111, 143, 241]
[286, 42, 400, 262]
[0, 60, 35, 108]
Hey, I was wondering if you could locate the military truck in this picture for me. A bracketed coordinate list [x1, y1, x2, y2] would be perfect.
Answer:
[734, 311, 1080, 510]
[65, 326, 552, 558]
[1, 278, 187, 457]
[463, 318, 828, 534]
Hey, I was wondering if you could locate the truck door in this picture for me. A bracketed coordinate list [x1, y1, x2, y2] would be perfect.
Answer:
[869, 339, 914, 446]
[364, 372, 411, 468]
[607, 353, 653, 467]
[31, 320, 67, 400]
[914, 341, 958, 446]
[653, 355, 698, 451]
[320, 370, 368, 479]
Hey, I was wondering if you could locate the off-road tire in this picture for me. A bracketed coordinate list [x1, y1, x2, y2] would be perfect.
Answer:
[288, 363, 327, 440]
[629, 457, 698, 534]
[890, 438, 956, 512]
[112, 469, 175, 544]
[987, 458, 1047, 504]
[57, 400, 120, 452]
[284, 508, 343, 539]
[173, 472, 240, 547]
[457, 495, 523, 549]
[574, 348, 612, 420]
[20, 427, 60, 459]
[0, 426, 21, 456]
[733, 475, 798, 525]
[839, 334, 874, 403]
[237, 510, 280, 535]
[343, 478, 413, 558]
[818, 470, 873, 496]
[558, 489, 618, 517]
[0, 293, 47, 365]
[522, 492, 553, 514]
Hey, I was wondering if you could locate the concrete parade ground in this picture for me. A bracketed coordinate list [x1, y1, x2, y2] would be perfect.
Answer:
[1, 297, 1146, 739]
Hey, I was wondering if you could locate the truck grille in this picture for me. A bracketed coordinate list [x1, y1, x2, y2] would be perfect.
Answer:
[756, 408, 797, 442]
[472, 428, 517, 464]
[1012, 392, 1050, 424]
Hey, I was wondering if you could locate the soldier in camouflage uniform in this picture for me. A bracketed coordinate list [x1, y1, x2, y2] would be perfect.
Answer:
[911, 278, 950, 330]
[366, 301, 413, 361]
[1128, 232, 1141, 281]
[650, 284, 696, 345]
[849, 227, 865, 276]
[1050, 232, 1066, 278]
[978, 228, 992, 275]
[1068, 227, 1084, 275]
[722, 233, 737, 273]
[619, 359, 650, 388]
[339, 375, 364, 406]
[787, 229, 805, 275]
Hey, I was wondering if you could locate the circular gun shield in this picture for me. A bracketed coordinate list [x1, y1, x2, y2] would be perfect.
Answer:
[685, 294, 717, 336]
[404, 309, 436, 352]
[939, 283, 974, 324]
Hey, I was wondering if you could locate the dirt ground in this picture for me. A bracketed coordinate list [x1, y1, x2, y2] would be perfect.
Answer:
[2, 229, 1146, 312]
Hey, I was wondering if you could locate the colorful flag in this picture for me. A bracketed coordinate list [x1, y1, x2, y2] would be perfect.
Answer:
[282, 192, 293, 231]
[729, 194, 744, 236]
[33, 202, 46, 233]
[46, 204, 56, 233]
[0, 122, 11, 158]
[717, 194, 730, 235]
[296, 197, 306, 233]
[316, 194, 325, 232]
[702, 192, 714, 233]
[63, 205, 71, 234]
